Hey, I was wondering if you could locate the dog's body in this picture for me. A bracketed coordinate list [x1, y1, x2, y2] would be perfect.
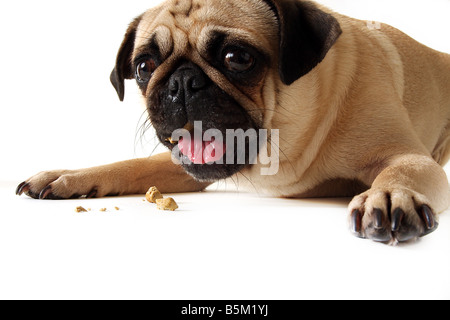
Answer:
[17, 0, 450, 244]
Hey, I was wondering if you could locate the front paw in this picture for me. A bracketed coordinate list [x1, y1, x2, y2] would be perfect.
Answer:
[16, 170, 101, 200]
[348, 188, 439, 244]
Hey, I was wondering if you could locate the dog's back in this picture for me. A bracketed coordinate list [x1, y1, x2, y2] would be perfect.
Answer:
[394, 30, 450, 165]
[334, 11, 450, 166]
[384, 25, 450, 165]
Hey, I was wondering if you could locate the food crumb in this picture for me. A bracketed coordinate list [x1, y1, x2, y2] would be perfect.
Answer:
[100, 208, 107, 212]
[146, 186, 164, 203]
[114, 207, 120, 211]
[156, 197, 179, 211]
[75, 206, 88, 213]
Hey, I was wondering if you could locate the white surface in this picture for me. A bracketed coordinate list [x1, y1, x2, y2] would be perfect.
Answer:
[1, 0, 450, 300]
[1, 181, 450, 300]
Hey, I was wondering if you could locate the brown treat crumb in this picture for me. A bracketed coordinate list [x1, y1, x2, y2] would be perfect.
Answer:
[146, 186, 163, 203]
[76, 206, 88, 213]
[156, 197, 179, 211]
[114, 207, 120, 211]
[100, 208, 107, 212]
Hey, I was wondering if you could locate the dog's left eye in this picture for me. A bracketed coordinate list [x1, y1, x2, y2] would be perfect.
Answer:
[223, 48, 255, 73]
[136, 58, 157, 83]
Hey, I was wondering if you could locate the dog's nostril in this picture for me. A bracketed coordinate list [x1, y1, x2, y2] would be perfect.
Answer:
[169, 78, 179, 94]
[190, 75, 207, 90]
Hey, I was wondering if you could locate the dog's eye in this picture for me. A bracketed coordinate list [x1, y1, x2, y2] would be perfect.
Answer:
[223, 48, 255, 73]
[136, 59, 157, 83]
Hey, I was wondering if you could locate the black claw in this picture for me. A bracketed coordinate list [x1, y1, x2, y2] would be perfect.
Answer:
[16, 182, 29, 196]
[420, 205, 439, 236]
[391, 208, 405, 232]
[373, 208, 384, 230]
[420, 205, 435, 230]
[39, 185, 53, 200]
[350, 209, 363, 237]
[87, 189, 98, 199]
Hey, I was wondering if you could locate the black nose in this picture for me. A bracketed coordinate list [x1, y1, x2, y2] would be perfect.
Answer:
[168, 62, 209, 103]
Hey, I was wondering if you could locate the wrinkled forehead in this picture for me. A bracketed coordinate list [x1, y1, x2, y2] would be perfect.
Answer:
[133, 0, 278, 60]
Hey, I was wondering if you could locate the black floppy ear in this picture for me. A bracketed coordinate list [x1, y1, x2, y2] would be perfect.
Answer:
[265, 0, 342, 85]
[110, 16, 142, 101]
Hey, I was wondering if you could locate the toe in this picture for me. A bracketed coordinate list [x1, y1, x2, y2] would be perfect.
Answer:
[365, 208, 392, 242]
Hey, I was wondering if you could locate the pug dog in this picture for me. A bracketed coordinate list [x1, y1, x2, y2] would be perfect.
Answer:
[16, 0, 450, 244]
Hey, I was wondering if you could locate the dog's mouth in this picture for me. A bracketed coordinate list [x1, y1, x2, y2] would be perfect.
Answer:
[177, 136, 227, 165]
[161, 122, 259, 182]
[163, 123, 226, 165]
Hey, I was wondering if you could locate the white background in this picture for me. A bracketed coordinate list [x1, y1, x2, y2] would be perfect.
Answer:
[1, 0, 449, 300]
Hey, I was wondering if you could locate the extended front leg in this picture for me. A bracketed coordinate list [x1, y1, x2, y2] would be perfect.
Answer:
[349, 154, 450, 244]
[16, 152, 211, 199]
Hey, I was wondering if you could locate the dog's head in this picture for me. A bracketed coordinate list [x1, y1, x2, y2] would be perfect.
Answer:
[110, 0, 341, 181]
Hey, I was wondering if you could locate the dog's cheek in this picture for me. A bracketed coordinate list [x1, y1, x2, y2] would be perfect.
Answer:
[147, 91, 164, 125]
[232, 70, 270, 122]
[144, 90, 165, 142]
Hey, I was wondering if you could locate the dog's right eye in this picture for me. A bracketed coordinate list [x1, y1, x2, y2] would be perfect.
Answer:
[223, 48, 255, 73]
[136, 58, 157, 83]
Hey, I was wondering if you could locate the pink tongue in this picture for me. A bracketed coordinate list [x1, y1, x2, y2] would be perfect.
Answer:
[178, 136, 226, 164]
